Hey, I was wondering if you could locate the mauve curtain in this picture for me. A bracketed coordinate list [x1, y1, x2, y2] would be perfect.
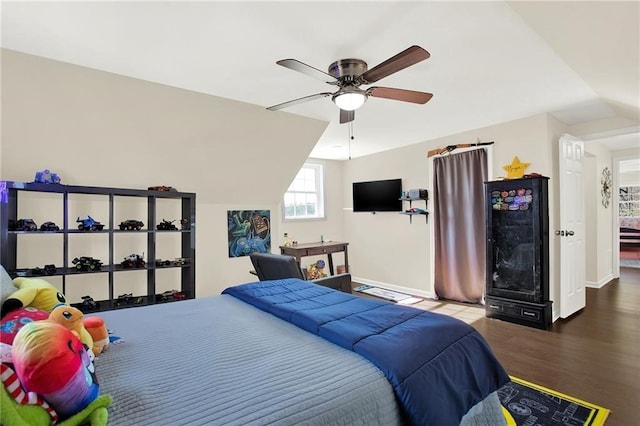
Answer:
[433, 149, 488, 303]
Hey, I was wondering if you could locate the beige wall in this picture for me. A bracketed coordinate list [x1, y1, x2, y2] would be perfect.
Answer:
[1, 49, 330, 297]
[583, 142, 615, 287]
[342, 114, 559, 302]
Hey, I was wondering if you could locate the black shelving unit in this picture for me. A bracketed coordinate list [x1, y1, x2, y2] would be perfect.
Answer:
[0, 181, 195, 312]
[400, 196, 429, 223]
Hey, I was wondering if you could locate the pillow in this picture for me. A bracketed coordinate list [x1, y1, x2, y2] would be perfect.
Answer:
[0, 266, 16, 307]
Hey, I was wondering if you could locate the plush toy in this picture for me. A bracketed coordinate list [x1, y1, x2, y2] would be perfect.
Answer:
[48, 306, 100, 356]
[1, 265, 17, 306]
[12, 321, 100, 419]
[83, 316, 109, 356]
[1, 277, 68, 317]
[1, 277, 100, 355]
[0, 307, 50, 345]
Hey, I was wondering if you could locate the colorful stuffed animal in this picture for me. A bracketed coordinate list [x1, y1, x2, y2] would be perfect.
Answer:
[0, 307, 50, 345]
[1, 277, 102, 355]
[83, 316, 109, 356]
[48, 305, 100, 356]
[11, 321, 100, 419]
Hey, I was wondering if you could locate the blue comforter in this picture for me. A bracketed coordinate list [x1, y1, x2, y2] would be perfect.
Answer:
[223, 279, 509, 425]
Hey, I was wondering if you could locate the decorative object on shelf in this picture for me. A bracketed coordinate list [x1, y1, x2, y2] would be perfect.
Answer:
[121, 254, 146, 269]
[72, 256, 103, 272]
[426, 141, 494, 158]
[33, 169, 61, 184]
[147, 185, 177, 192]
[157, 219, 178, 230]
[600, 166, 612, 208]
[31, 264, 57, 276]
[227, 210, 271, 257]
[119, 219, 144, 231]
[10, 219, 38, 232]
[39, 221, 59, 232]
[502, 156, 531, 179]
[76, 216, 105, 231]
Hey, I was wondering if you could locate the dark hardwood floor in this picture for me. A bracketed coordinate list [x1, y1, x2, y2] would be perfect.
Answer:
[472, 267, 639, 425]
[352, 267, 638, 424]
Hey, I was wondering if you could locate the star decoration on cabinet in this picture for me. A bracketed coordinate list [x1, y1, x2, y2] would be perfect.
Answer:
[503, 156, 531, 179]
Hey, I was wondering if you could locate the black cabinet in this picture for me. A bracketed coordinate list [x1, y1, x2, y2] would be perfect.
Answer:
[0, 181, 196, 312]
[484, 177, 551, 330]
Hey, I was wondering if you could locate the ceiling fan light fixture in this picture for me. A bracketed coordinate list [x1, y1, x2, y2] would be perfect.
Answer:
[333, 91, 367, 111]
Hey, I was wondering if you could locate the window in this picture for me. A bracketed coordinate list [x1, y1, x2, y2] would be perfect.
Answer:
[283, 163, 325, 220]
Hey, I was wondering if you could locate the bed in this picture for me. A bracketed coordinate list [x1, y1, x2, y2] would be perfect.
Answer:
[93, 278, 509, 425]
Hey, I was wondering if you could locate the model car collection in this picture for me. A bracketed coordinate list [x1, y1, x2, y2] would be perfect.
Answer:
[77, 216, 105, 231]
[157, 219, 178, 231]
[119, 219, 144, 231]
[121, 253, 146, 269]
[9, 219, 38, 231]
[72, 256, 103, 271]
[33, 169, 61, 184]
[31, 264, 57, 276]
[39, 221, 60, 231]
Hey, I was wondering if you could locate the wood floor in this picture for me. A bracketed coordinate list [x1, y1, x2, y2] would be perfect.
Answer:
[473, 267, 639, 425]
[353, 267, 639, 425]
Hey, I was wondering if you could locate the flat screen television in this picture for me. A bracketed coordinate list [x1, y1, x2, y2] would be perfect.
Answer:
[352, 178, 403, 212]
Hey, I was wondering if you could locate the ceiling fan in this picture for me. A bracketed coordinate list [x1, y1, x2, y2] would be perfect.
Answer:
[266, 45, 433, 124]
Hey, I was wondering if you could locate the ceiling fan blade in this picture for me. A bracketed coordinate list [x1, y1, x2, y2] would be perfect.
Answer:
[340, 109, 355, 124]
[276, 59, 339, 84]
[367, 87, 433, 104]
[266, 92, 333, 111]
[359, 45, 430, 84]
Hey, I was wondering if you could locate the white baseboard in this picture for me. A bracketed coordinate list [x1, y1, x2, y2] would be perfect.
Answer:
[585, 273, 615, 289]
[352, 276, 434, 299]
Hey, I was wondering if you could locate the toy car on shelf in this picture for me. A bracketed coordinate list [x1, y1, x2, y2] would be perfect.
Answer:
[34, 169, 61, 184]
[148, 185, 177, 192]
[157, 219, 178, 231]
[173, 257, 190, 266]
[114, 293, 133, 307]
[121, 253, 146, 269]
[155, 259, 172, 267]
[72, 256, 103, 271]
[10, 219, 38, 231]
[40, 221, 60, 232]
[79, 295, 99, 312]
[31, 264, 57, 276]
[77, 216, 105, 231]
[119, 219, 144, 231]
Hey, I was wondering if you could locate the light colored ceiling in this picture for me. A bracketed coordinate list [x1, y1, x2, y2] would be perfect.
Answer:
[1, 1, 638, 160]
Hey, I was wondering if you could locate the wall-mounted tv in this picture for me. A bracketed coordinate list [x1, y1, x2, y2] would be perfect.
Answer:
[352, 178, 403, 212]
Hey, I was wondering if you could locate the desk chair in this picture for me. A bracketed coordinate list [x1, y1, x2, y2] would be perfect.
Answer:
[249, 252, 352, 293]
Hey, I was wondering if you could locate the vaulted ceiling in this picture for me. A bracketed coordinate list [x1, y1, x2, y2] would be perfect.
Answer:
[2, 1, 638, 159]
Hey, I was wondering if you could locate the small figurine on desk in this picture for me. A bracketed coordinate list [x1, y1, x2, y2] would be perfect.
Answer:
[306, 260, 327, 280]
[283, 233, 293, 247]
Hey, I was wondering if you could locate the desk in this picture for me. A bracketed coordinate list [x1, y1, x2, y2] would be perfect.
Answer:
[280, 241, 349, 275]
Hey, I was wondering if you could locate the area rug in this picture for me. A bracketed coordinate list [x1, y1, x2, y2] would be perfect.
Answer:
[500, 376, 609, 426]
[353, 284, 423, 304]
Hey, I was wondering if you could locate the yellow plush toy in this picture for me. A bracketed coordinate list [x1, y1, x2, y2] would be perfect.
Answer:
[47, 306, 100, 355]
[1, 277, 68, 317]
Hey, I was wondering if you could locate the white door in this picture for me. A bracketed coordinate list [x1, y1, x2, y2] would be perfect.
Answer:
[559, 134, 586, 317]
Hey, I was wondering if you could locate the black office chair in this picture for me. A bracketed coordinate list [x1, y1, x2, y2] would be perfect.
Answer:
[250, 252, 352, 293]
